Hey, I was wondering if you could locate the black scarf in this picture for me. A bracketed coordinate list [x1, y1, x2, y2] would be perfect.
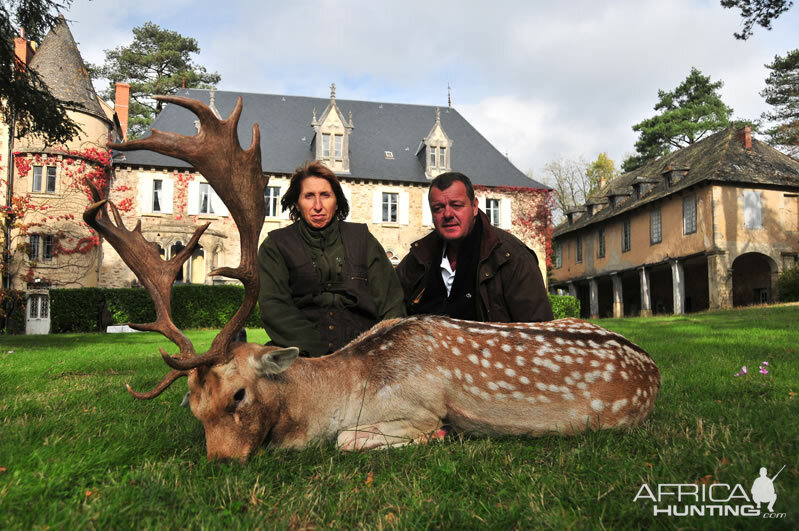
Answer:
[414, 215, 482, 320]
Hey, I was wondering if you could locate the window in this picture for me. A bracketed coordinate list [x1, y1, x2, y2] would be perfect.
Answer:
[32, 165, 56, 193]
[322, 134, 331, 157]
[439, 147, 447, 167]
[743, 191, 763, 229]
[683, 195, 697, 234]
[622, 219, 631, 252]
[43, 235, 54, 261]
[576, 235, 583, 263]
[382, 192, 398, 222]
[486, 198, 501, 227]
[264, 186, 281, 217]
[334, 135, 343, 158]
[429, 147, 437, 167]
[153, 179, 162, 212]
[554, 245, 562, 268]
[29, 234, 40, 260]
[199, 183, 214, 214]
[28, 294, 49, 319]
[650, 208, 662, 244]
[597, 227, 605, 258]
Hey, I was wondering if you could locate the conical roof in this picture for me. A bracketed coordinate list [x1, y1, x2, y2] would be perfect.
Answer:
[28, 14, 107, 121]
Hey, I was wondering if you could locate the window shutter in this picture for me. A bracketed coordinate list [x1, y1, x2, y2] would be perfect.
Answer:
[161, 179, 174, 214]
[422, 194, 432, 226]
[211, 188, 229, 216]
[187, 181, 199, 215]
[500, 197, 512, 229]
[372, 190, 383, 223]
[138, 174, 153, 214]
[399, 191, 409, 225]
[743, 190, 762, 229]
[340, 184, 352, 221]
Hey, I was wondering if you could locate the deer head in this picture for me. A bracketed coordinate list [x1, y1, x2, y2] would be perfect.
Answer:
[84, 94, 283, 459]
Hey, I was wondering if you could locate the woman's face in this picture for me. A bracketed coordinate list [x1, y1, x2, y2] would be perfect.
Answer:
[297, 176, 337, 229]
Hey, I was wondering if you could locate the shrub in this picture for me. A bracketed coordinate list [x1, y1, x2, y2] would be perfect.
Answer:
[549, 294, 580, 319]
[0, 289, 26, 334]
[777, 266, 799, 302]
[49, 288, 106, 333]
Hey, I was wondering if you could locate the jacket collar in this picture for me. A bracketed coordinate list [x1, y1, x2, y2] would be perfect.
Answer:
[412, 210, 502, 265]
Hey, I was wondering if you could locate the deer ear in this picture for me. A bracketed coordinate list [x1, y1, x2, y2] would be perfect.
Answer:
[249, 347, 300, 377]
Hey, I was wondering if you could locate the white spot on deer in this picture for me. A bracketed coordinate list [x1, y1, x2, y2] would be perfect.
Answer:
[480, 371, 488, 378]
[583, 391, 592, 399]
[590, 360, 600, 368]
[537, 394, 551, 403]
[457, 336, 465, 344]
[568, 347, 586, 356]
[519, 376, 530, 385]
[532, 368, 541, 374]
[612, 399, 628, 413]
[481, 348, 492, 358]
[632, 395, 640, 405]
[526, 396, 537, 403]
[495, 393, 507, 400]
[465, 373, 474, 384]
[454, 368, 462, 380]
[555, 337, 566, 345]
[591, 400, 605, 412]
[575, 340, 586, 347]
[512, 391, 525, 400]
[621, 371, 629, 380]
[481, 390, 491, 400]
[494, 361, 504, 369]
[606, 340, 620, 348]
[602, 371, 612, 382]
[588, 340, 600, 348]
[565, 376, 574, 386]
[452, 346, 461, 356]
[515, 356, 526, 367]
[469, 327, 495, 335]
[427, 345, 434, 353]
[487, 339, 496, 346]
[501, 344, 512, 352]
[468, 354, 479, 365]
[642, 389, 648, 398]
[543, 359, 560, 372]
[584, 372, 597, 384]
[562, 355, 574, 364]
[442, 340, 449, 349]
[470, 340, 479, 348]
[518, 332, 531, 340]
[576, 357, 584, 364]
[563, 391, 575, 401]
[504, 368, 516, 378]
[576, 382, 587, 390]
[470, 386, 480, 395]
[481, 358, 491, 369]
[605, 363, 615, 372]
[500, 330, 510, 338]
[636, 388, 642, 396]
[488, 382, 499, 391]
[554, 354, 562, 362]
[515, 345, 525, 352]
[536, 382, 547, 391]
[498, 381, 516, 390]
[571, 371, 582, 380]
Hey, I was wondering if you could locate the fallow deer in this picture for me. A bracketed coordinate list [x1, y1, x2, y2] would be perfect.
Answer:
[86, 96, 660, 462]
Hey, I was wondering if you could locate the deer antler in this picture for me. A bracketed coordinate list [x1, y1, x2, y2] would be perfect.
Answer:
[85, 94, 266, 397]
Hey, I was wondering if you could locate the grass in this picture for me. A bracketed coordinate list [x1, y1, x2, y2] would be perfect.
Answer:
[1, 304, 797, 529]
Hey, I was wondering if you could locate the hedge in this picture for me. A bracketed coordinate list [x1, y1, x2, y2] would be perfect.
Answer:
[4, 287, 580, 334]
[549, 294, 581, 319]
[777, 266, 799, 302]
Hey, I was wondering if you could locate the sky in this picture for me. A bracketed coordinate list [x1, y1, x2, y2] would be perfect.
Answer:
[58, 0, 799, 182]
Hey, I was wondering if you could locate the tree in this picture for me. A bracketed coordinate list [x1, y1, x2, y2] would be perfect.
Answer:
[760, 49, 799, 156]
[540, 157, 589, 223]
[91, 22, 221, 139]
[586, 152, 618, 191]
[0, 0, 82, 145]
[622, 68, 733, 173]
[721, 0, 793, 40]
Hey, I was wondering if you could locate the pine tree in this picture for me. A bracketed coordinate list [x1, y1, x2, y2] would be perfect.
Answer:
[760, 49, 799, 156]
[91, 22, 221, 139]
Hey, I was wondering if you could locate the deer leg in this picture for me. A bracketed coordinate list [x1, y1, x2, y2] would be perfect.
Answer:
[337, 419, 444, 451]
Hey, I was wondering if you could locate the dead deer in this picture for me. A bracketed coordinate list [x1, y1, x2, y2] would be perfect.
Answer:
[86, 96, 660, 462]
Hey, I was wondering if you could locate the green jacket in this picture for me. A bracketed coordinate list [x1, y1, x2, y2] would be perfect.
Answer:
[258, 218, 406, 355]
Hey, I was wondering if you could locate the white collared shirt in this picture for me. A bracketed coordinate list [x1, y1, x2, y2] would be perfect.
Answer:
[440, 246, 455, 297]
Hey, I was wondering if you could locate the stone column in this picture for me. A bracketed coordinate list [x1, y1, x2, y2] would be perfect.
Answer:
[707, 253, 731, 310]
[567, 282, 577, 298]
[639, 266, 652, 317]
[671, 259, 685, 315]
[589, 278, 599, 318]
[611, 273, 623, 318]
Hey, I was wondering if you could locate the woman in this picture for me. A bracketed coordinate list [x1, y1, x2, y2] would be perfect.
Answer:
[258, 161, 406, 356]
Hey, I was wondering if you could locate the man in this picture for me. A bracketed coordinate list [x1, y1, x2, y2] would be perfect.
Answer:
[396, 172, 552, 322]
[258, 161, 406, 356]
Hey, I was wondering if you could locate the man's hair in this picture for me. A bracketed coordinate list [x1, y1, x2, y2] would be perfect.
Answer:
[281, 161, 350, 222]
[429, 171, 475, 202]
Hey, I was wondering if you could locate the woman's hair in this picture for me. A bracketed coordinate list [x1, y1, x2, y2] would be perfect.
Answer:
[280, 161, 350, 222]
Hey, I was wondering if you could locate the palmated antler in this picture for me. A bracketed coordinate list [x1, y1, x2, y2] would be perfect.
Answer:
[85, 95, 266, 398]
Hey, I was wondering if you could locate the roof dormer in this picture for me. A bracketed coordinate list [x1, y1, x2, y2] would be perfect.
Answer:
[662, 165, 689, 188]
[565, 206, 587, 225]
[632, 176, 659, 200]
[312, 83, 353, 173]
[419, 107, 453, 179]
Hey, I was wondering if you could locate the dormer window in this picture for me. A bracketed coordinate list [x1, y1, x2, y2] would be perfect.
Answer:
[312, 83, 353, 173]
[421, 107, 453, 178]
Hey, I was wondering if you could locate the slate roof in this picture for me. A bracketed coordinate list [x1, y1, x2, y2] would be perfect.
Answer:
[554, 127, 799, 237]
[28, 15, 107, 121]
[119, 88, 547, 189]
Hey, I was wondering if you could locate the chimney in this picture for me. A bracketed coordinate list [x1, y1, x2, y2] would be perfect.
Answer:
[737, 125, 752, 150]
[14, 29, 35, 71]
[114, 82, 130, 140]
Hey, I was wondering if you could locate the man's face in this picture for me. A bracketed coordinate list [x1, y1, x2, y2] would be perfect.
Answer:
[297, 176, 337, 229]
[429, 181, 479, 242]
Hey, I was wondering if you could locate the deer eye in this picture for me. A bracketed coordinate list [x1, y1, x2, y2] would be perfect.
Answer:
[233, 388, 246, 402]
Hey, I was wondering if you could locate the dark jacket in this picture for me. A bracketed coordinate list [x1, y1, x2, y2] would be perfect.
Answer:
[259, 218, 406, 356]
[396, 211, 553, 322]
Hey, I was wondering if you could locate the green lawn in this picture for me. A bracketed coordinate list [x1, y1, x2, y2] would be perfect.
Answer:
[1, 305, 797, 529]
